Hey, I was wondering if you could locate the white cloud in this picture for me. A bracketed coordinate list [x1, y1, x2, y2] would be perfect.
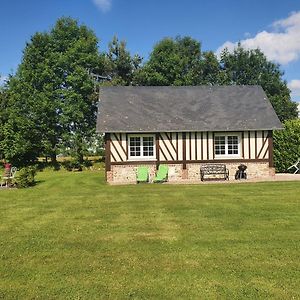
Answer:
[216, 11, 300, 65]
[288, 79, 300, 100]
[92, 0, 112, 13]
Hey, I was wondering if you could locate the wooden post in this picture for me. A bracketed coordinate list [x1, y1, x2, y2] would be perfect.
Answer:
[105, 133, 111, 176]
[268, 130, 274, 167]
[241, 132, 244, 158]
[255, 131, 257, 158]
[212, 132, 215, 159]
[182, 132, 186, 170]
[155, 133, 160, 169]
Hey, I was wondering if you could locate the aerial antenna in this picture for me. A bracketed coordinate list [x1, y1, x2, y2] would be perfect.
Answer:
[87, 69, 111, 93]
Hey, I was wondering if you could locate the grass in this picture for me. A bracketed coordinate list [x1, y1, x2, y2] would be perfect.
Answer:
[0, 170, 299, 299]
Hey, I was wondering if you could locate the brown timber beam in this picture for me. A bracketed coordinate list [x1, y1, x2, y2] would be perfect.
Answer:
[268, 130, 274, 167]
[182, 132, 186, 169]
[155, 133, 160, 169]
[110, 158, 269, 166]
[105, 133, 111, 176]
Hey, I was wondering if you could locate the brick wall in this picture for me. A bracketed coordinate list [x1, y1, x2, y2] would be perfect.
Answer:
[188, 162, 273, 181]
[109, 164, 156, 184]
[108, 162, 274, 184]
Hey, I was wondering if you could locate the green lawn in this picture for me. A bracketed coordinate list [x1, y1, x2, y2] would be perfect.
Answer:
[0, 170, 299, 299]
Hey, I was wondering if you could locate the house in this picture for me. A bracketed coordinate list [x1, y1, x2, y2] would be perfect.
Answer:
[96, 86, 283, 184]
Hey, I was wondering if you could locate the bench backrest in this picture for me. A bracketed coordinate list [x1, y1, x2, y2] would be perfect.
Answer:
[200, 164, 227, 174]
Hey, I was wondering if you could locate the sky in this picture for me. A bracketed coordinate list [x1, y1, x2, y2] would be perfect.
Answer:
[0, 0, 300, 102]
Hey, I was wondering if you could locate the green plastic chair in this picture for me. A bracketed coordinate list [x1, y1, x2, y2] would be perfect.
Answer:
[136, 166, 149, 183]
[153, 165, 168, 183]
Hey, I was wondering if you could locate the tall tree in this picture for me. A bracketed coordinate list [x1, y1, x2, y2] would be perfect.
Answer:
[200, 51, 221, 85]
[4, 17, 104, 165]
[133, 36, 220, 86]
[106, 36, 142, 85]
[0, 78, 42, 166]
[50, 18, 104, 163]
[220, 45, 298, 121]
[0, 87, 9, 160]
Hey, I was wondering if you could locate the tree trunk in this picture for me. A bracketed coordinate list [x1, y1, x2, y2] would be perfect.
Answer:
[75, 136, 84, 164]
[50, 152, 57, 164]
[77, 153, 84, 164]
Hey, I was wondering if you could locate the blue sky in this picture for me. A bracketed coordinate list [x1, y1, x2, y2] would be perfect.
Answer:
[1, 0, 300, 102]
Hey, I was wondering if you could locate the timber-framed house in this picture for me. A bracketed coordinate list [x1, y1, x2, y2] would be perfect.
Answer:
[97, 86, 282, 183]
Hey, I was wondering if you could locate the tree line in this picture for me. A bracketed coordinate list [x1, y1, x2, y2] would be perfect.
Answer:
[0, 17, 298, 168]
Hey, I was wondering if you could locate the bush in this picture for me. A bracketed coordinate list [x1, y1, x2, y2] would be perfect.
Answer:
[98, 148, 105, 158]
[83, 159, 93, 168]
[62, 160, 83, 172]
[35, 161, 61, 171]
[274, 119, 300, 172]
[16, 166, 37, 188]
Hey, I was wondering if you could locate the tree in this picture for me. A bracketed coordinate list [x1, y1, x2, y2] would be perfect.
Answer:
[134, 37, 202, 86]
[0, 78, 42, 166]
[200, 51, 221, 85]
[0, 87, 9, 160]
[105, 36, 142, 85]
[4, 17, 104, 165]
[220, 45, 298, 121]
[274, 119, 300, 172]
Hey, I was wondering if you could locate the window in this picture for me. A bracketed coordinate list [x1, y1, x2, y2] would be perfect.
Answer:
[227, 136, 239, 155]
[214, 134, 240, 157]
[215, 136, 226, 155]
[129, 137, 141, 157]
[128, 135, 155, 160]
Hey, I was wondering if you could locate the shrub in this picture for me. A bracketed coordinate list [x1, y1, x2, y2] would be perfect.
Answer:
[16, 166, 37, 188]
[62, 160, 83, 172]
[98, 148, 105, 158]
[36, 161, 61, 171]
[274, 119, 300, 172]
[82, 159, 93, 169]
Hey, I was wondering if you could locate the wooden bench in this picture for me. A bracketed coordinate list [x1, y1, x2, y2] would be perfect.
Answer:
[200, 164, 229, 181]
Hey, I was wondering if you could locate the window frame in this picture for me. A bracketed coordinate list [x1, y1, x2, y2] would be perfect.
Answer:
[127, 134, 156, 161]
[214, 132, 241, 158]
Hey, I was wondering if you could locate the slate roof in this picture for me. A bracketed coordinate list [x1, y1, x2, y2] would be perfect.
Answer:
[96, 85, 283, 133]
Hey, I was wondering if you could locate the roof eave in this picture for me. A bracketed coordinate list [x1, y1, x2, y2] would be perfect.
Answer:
[96, 127, 284, 133]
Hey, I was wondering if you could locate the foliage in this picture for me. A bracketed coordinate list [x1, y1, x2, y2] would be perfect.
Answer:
[59, 132, 103, 162]
[274, 119, 300, 172]
[62, 158, 95, 171]
[133, 36, 207, 86]
[16, 166, 37, 188]
[3, 17, 104, 166]
[92, 133, 104, 156]
[200, 51, 221, 84]
[1, 27, 298, 166]
[105, 36, 142, 85]
[220, 45, 298, 121]
[62, 159, 83, 171]
[0, 171, 299, 298]
[0, 88, 9, 160]
[3, 76, 46, 166]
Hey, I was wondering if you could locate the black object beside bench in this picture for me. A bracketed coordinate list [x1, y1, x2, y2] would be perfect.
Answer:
[200, 164, 229, 181]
